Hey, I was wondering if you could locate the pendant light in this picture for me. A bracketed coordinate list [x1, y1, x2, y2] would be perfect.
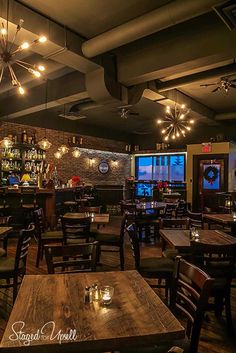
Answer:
[54, 150, 62, 159]
[38, 80, 52, 150]
[58, 109, 69, 154]
[72, 147, 81, 158]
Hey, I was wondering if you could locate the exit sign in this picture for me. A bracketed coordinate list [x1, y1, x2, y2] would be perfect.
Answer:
[202, 142, 212, 153]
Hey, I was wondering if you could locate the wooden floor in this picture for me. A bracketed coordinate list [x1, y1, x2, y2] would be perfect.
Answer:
[0, 216, 235, 353]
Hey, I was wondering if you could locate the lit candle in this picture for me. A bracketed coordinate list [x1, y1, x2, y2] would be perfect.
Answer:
[100, 286, 114, 305]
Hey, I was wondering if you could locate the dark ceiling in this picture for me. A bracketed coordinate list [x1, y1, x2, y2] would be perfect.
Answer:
[0, 0, 236, 148]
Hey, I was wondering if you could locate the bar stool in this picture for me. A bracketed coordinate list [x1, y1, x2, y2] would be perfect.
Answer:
[0, 187, 9, 215]
[20, 187, 38, 226]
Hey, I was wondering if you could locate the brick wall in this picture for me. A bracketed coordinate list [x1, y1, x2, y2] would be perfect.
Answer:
[0, 121, 131, 185]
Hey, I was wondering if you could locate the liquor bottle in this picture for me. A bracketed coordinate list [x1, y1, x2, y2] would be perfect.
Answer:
[21, 130, 27, 143]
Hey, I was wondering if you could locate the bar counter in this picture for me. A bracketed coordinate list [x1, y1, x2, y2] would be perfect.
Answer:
[0, 187, 78, 228]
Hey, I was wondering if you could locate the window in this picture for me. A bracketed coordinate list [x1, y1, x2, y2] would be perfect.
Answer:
[135, 154, 185, 181]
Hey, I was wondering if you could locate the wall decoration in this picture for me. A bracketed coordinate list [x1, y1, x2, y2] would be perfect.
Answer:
[98, 161, 109, 174]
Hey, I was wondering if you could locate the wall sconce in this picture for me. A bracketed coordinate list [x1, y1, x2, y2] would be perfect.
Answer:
[112, 160, 118, 167]
[89, 157, 95, 167]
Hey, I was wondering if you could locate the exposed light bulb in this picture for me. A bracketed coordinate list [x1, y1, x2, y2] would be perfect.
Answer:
[176, 132, 180, 137]
[39, 36, 47, 43]
[164, 136, 169, 141]
[33, 70, 41, 78]
[186, 126, 191, 131]
[18, 86, 25, 95]
[190, 119, 194, 124]
[179, 114, 184, 120]
[172, 135, 176, 139]
[181, 104, 185, 109]
[0, 28, 7, 35]
[54, 151, 62, 159]
[21, 42, 30, 49]
[157, 119, 162, 124]
[72, 148, 81, 158]
[161, 129, 166, 134]
[166, 106, 170, 112]
[38, 65, 45, 72]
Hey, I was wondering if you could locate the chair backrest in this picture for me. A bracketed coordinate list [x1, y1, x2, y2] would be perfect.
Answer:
[0, 216, 12, 226]
[20, 187, 37, 205]
[191, 241, 236, 286]
[187, 210, 203, 229]
[14, 223, 35, 273]
[126, 223, 140, 270]
[34, 208, 46, 235]
[160, 218, 189, 229]
[45, 241, 98, 274]
[176, 202, 187, 218]
[164, 204, 177, 219]
[61, 216, 91, 244]
[83, 206, 101, 214]
[0, 187, 7, 206]
[171, 256, 214, 353]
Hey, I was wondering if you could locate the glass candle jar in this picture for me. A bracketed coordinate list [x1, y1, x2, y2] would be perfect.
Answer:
[100, 286, 114, 305]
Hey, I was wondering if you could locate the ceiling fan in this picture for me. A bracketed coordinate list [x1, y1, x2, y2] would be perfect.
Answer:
[117, 106, 139, 119]
[200, 76, 236, 93]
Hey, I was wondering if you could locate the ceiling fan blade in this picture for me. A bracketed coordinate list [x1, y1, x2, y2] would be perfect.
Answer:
[200, 83, 217, 87]
[212, 87, 220, 93]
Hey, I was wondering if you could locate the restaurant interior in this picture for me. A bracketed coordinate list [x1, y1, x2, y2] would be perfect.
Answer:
[0, 0, 235, 352]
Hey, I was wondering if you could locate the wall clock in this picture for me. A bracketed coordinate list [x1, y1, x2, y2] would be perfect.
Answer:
[98, 161, 109, 174]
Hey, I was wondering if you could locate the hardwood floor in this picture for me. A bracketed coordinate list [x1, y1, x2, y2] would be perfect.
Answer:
[0, 216, 235, 352]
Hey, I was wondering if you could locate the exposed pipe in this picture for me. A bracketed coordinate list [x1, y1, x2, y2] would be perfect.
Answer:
[82, 0, 223, 58]
[215, 112, 236, 120]
[155, 63, 236, 92]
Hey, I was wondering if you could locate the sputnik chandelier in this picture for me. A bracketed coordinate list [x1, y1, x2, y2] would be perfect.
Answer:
[157, 104, 194, 141]
[0, 13, 47, 95]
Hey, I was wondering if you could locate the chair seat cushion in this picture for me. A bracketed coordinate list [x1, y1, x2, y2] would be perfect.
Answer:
[95, 233, 120, 243]
[0, 256, 23, 273]
[140, 257, 174, 276]
[0, 248, 6, 257]
[163, 249, 179, 260]
[42, 230, 63, 239]
[22, 204, 38, 209]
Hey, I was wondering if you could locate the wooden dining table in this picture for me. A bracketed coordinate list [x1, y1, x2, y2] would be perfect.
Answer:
[63, 212, 110, 225]
[203, 213, 236, 234]
[0, 227, 13, 239]
[0, 270, 185, 353]
[159, 228, 236, 252]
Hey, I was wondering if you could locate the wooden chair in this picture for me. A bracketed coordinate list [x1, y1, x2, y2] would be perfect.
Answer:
[45, 241, 98, 274]
[120, 256, 213, 353]
[0, 187, 9, 214]
[20, 186, 38, 209]
[0, 224, 35, 303]
[126, 223, 174, 300]
[0, 216, 12, 256]
[187, 210, 204, 229]
[34, 208, 63, 267]
[61, 215, 91, 244]
[163, 204, 177, 219]
[94, 213, 128, 270]
[191, 241, 236, 333]
[175, 202, 187, 218]
[169, 256, 214, 353]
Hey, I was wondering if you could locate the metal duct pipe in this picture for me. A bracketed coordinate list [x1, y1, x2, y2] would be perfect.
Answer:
[156, 63, 236, 92]
[215, 112, 236, 120]
[82, 0, 223, 58]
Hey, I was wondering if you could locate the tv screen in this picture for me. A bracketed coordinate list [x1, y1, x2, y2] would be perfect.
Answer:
[135, 183, 152, 197]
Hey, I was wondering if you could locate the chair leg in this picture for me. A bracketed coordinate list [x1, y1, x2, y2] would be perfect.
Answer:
[225, 292, 234, 334]
[120, 246, 124, 271]
[13, 276, 18, 303]
[36, 241, 42, 267]
[214, 294, 224, 318]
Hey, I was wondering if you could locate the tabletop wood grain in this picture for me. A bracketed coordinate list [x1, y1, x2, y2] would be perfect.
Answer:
[63, 213, 110, 224]
[203, 213, 236, 225]
[160, 229, 236, 251]
[0, 271, 184, 353]
[0, 227, 13, 237]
